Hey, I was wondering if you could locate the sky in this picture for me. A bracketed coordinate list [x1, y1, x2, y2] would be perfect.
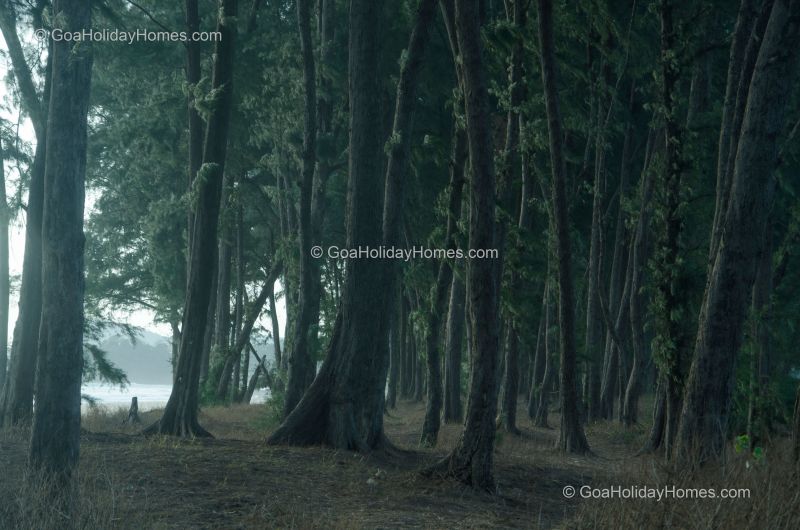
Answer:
[0, 30, 287, 343]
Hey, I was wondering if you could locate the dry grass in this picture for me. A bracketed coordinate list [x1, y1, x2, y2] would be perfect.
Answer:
[2, 399, 798, 528]
[568, 445, 800, 529]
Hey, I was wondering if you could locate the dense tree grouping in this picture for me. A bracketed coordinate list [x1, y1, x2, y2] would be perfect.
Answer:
[0, 0, 799, 502]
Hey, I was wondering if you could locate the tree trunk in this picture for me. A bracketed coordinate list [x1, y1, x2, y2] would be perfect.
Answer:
[421, 122, 466, 446]
[527, 285, 547, 419]
[145, 0, 238, 437]
[0, 3, 50, 428]
[284, 0, 320, 418]
[185, 0, 203, 256]
[443, 261, 466, 423]
[622, 131, 658, 427]
[214, 173, 234, 400]
[676, 0, 800, 463]
[496, 0, 527, 436]
[0, 139, 8, 392]
[268, 286, 282, 371]
[267, 0, 396, 451]
[387, 292, 400, 410]
[534, 279, 555, 428]
[29, 0, 92, 483]
[747, 229, 772, 448]
[537, 0, 590, 454]
[425, 0, 500, 491]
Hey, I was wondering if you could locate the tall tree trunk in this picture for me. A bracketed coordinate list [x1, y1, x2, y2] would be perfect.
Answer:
[0, 139, 7, 392]
[185, 0, 203, 255]
[387, 291, 400, 410]
[622, 131, 658, 427]
[284, 0, 320, 418]
[537, 0, 590, 454]
[652, 0, 687, 458]
[708, 0, 760, 263]
[676, 0, 800, 463]
[497, 0, 527, 436]
[145, 0, 238, 437]
[534, 278, 555, 428]
[527, 285, 547, 419]
[747, 228, 772, 448]
[424, 0, 500, 491]
[443, 260, 466, 423]
[0, 2, 50, 428]
[268, 286, 282, 371]
[214, 174, 235, 400]
[599, 83, 636, 421]
[268, 0, 396, 451]
[29, 0, 92, 483]
[421, 122, 466, 446]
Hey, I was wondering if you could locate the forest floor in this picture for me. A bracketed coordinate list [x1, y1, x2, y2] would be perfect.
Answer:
[1, 399, 796, 529]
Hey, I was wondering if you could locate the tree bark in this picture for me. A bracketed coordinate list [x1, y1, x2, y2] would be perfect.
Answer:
[425, 0, 500, 491]
[145, 0, 238, 437]
[283, 0, 320, 418]
[676, 0, 800, 463]
[421, 122, 466, 446]
[0, 2, 50, 428]
[29, 0, 92, 483]
[536, 0, 590, 454]
[267, 0, 394, 451]
[0, 139, 7, 392]
[497, 0, 527, 436]
[443, 261, 466, 423]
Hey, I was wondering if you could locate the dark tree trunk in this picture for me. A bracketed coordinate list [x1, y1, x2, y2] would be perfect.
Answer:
[421, 122, 466, 446]
[267, 0, 396, 451]
[145, 0, 238, 437]
[652, 0, 687, 458]
[200, 266, 217, 384]
[747, 229, 772, 448]
[527, 286, 547, 419]
[185, 0, 203, 254]
[496, 0, 527, 436]
[534, 279, 555, 428]
[387, 292, 400, 410]
[708, 0, 760, 263]
[677, 0, 800, 463]
[443, 261, 466, 423]
[622, 132, 658, 427]
[0, 3, 50, 428]
[284, 0, 320, 418]
[425, 0, 500, 491]
[537, 0, 589, 454]
[29, 0, 92, 482]
[214, 174, 235, 400]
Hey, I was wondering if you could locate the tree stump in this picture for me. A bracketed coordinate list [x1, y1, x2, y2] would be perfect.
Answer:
[126, 396, 140, 424]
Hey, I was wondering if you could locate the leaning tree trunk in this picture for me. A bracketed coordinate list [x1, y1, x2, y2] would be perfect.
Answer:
[145, 0, 238, 437]
[424, 0, 500, 491]
[0, 3, 50, 428]
[537, 0, 590, 454]
[29, 0, 92, 483]
[283, 0, 320, 418]
[676, 0, 800, 464]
